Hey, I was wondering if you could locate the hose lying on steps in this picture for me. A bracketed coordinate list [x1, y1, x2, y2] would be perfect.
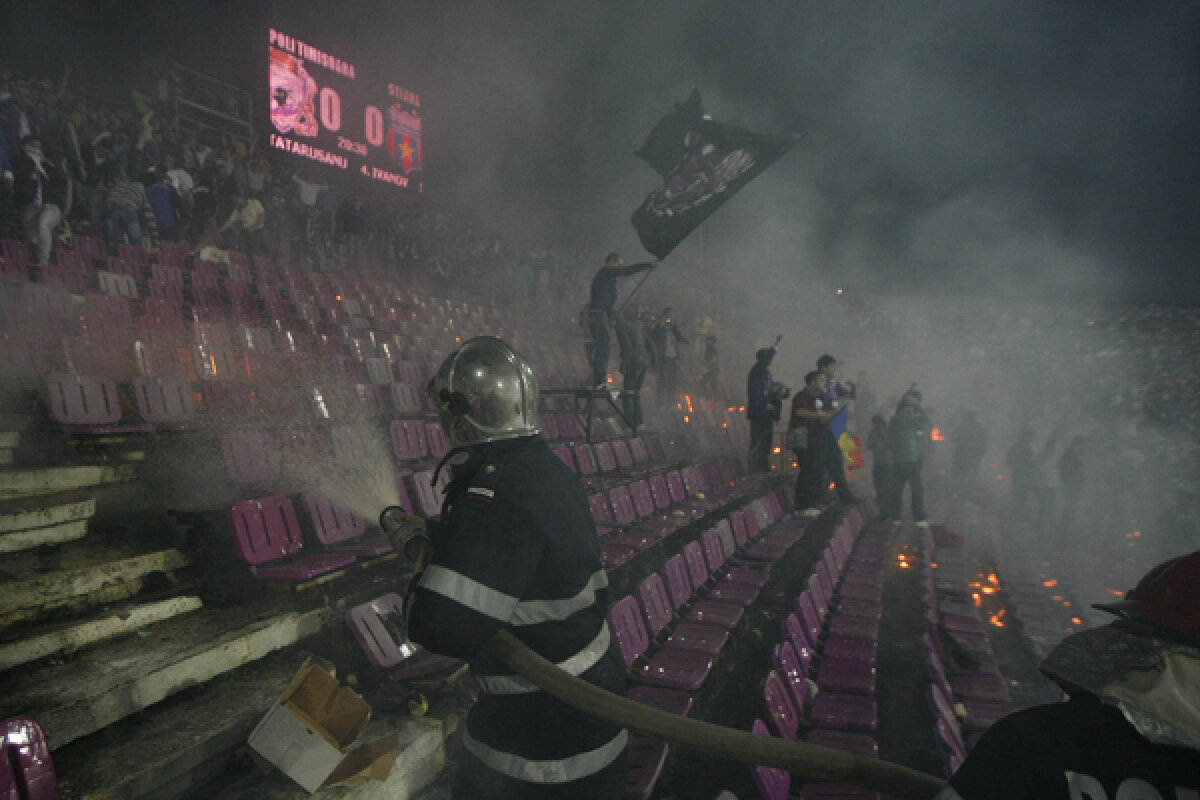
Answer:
[491, 629, 948, 800]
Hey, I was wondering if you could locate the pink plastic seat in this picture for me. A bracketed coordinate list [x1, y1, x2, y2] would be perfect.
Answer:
[390, 419, 429, 463]
[664, 554, 744, 630]
[636, 573, 729, 656]
[301, 491, 391, 556]
[228, 495, 355, 580]
[608, 595, 712, 691]
[42, 373, 153, 435]
[0, 717, 62, 800]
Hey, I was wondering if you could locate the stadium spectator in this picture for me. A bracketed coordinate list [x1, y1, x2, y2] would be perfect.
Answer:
[746, 334, 783, 474]
[103, 167, 148, 252]
[615, 306, 650, 429]
[866, 414, 893, 507]
[649, 306, 688, 407]
[1058, 435, 1086, 532]
[816, 354, 855, 505]
[586, 253, 655, 387]
[13, 134, 66, 264]
[146, 168, 187, 242]
[789, 369, 835, 515]
[942, 550, 1200, 799]
[215, 191, 266, 256]
[886, 389, 931, 526]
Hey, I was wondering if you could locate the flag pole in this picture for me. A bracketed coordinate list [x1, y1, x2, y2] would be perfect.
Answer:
[617, 259, 660, 313]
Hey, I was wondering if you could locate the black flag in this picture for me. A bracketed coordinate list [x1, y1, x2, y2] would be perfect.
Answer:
[632, 90, 802, 259]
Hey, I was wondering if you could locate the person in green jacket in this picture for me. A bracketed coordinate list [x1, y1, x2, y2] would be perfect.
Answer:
[886, 388, 932, 526]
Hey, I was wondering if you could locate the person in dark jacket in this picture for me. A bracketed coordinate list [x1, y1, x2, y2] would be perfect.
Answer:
[746, 334, 784, 474]
[887, 389, 932, 525]
[586, 253, 656, 387]
[647, 307, 688, 408]
[789, 370, 836, 514]
[404, 337, 627, 799]
[941, 550, 1200, 800]
[12, 135, 67, 265]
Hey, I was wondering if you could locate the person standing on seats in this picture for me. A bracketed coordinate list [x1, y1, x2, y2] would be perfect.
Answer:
[746, 334, 784, 474]
[816, 354, 856, 504]
[403, 336, 628, 799]
[586, 253, 656, 387]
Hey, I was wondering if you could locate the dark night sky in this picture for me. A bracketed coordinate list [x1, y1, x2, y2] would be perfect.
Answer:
[4, 0, 1198, 304]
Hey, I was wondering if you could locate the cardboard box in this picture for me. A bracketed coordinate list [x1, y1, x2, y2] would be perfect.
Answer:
[248, 660, 398, 792]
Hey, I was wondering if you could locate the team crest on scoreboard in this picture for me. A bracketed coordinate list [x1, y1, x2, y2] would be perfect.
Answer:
[387, 103, 422, 174]
[269, 47, 319, 137]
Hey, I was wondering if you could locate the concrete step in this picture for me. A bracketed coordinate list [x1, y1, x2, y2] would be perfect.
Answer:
[0, 601, 336, 750]
[0, 542, 191, 629]
[0, 464, 136, 498]
[0, 432, 20, 449]
[0, 449, 13, 467]
[54, 646, 450, 800]
[54, 648, 313, 800]
[0, 488, 97, 554]
[0, 595, 203, 671]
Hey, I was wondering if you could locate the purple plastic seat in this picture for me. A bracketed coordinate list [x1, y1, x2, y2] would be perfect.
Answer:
[425, 421, 451, 460]
[592, 441, 618, 473]
[708, 525, 770, 588]
[132, 376, 196, 428]
[749, 719, 791, 800]
[390, 419, 430, 463]
[42, 373, 153, 435]
[626, 685, 693, 717]
[805, 727, 879, 759]
[787, 612, 877, 666]
[1, 717, 62, 800]
[302, 491, 392, 556]
[228, 495, 356, 580]
[624, 736, 669, 800]
[636, 573, 729, 656]
[798, 592, 879, 640]
[609, 595, 713, 691]
[780, 656, 878, 734]
[409, 469, 443, 518]
[763, 670, 802, 740]
[684, 541, 757, 607]
[779, 638, 876, 698]
[346, 593, 422, 669]
[389, 382, 425, 416]
[664, 554, 744, 629]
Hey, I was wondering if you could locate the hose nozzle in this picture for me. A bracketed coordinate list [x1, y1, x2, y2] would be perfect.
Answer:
[379, 505, 431, 561]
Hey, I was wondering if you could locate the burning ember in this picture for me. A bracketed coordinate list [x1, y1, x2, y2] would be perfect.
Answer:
[1072, 617, 1083, 626]
[896, 553, 912, 570]
[772, 446, 782, 455]
[972, 592, 982, 607]
[989, 609, 1007, 628]
[1043, 579, 1058, 588]
[930, 427, 946, 442]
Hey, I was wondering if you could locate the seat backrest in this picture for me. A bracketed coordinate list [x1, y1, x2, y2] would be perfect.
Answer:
[389, 382, 424, 416]
[571, 444, 597, 477]
[807, 575, 830, 618]
[681, 465, 706, 496]
[715, 522, 739, 561]
[607, 595, 650, 668]
[43, 373, 121, 425]
[628, 437, 650, 465]
[608, 486, 637, 525]
[823, 549, 841, 583]
[628, 481, 655, 519]
[345, 593, 420, 670]
[665, 471, 687, 505]
[648, 474, 671, 511]
[587, 492, 614, 534]
[762, 670, 801, 741]
[682, 541, 712, 588]
[749, 718, 791, 800]
[663, 554, 694, 610]
[132, 376, 195, 424]
[302, 491, 367, 546]
[221, 431, 281, 485]
[730, 509, 750, 547]
[229, 495, 304, 565]
[538, 411, 560, 441]
[636, 574, 675, 637]
[555, 411, 585, 441]
[794, 592, 824, 645]
[784, 612, 815, 652]
[390, 419, 429, 462]
[610, 439, 634, 470]
[592, 441, 617, 473]
[151, 262, 185, 287]
[699, 528, 727, 574]
[644, 435, 668, 464]
[425, 421, 451, 459]
[409, 469, 443, 518]
[1, 716, 62, 800]
[775, 641, 810, 718]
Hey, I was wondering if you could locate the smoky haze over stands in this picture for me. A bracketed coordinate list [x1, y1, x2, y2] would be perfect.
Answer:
[3, 0, 1198, 622]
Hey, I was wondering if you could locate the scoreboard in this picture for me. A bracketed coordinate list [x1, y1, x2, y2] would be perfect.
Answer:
[267, 27, 423, 190]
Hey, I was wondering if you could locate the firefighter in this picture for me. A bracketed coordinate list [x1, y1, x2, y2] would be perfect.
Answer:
[939, 550, 1200, 800]
[401, 336, 627, 799]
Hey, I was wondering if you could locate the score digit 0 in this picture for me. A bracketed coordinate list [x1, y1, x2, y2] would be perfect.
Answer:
[319, 87, 342, 131]
[365, 105, 384, 147]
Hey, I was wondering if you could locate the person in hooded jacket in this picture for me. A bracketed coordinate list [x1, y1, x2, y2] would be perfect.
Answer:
[746, 334, 784, 474]
[938, 549, 1200, 800]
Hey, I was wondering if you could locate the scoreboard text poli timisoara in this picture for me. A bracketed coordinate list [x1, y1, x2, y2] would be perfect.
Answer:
[268, 27, 423, 190]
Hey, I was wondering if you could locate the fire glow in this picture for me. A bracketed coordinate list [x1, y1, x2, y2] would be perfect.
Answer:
[989, 609, 1007, 628]
[930, 427, 945, 442]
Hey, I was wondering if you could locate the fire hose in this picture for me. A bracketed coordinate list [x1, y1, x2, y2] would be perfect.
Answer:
[380, 507, 948, 800]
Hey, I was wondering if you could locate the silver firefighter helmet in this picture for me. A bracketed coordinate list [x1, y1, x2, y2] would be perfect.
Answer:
[427, 336, 540, 446]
